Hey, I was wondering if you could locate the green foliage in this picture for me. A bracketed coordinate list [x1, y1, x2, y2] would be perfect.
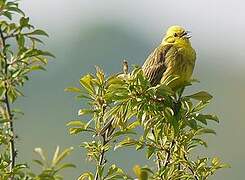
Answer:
[67, 65, 228, 179]
[28, 146, 76, 180]
[0, 1, 229, 180]
[0, 0, 54, 103]
[0, 0, 59, 179]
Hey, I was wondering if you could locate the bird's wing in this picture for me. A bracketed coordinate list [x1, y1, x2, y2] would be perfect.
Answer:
[142, 44, 174, 86]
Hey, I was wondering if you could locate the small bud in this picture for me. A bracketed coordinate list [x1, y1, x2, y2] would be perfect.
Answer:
[122, 59, 128, 74]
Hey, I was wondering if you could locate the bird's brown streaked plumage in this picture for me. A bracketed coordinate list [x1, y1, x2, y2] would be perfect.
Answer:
[142, 44, 173, 86]
[142, 25, 196, 89]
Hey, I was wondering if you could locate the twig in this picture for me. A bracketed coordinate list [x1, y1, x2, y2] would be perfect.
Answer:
[122, 59, 128, 74]
[151, 129, 162, 171]
[156, 153, 162, 171]
[163, 141, 175, 167]
[0, 28, 16, 179]
[184, 155, 198, 180]
[94, 135, 107, 180]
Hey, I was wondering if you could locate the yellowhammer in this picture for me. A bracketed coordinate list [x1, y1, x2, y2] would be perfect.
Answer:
[142, 25, 196, 90]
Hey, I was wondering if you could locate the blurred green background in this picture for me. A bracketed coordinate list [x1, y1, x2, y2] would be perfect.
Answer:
[13, 0, 245, 179]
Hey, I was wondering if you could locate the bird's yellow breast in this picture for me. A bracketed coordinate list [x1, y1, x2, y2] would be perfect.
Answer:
[161, 43, 196, 90]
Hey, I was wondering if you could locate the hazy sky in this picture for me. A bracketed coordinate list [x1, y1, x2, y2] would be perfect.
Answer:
[21, 0, 245, 69]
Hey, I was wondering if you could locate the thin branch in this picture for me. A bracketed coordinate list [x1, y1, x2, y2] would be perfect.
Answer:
[94, 135, 107, 180]
[94, 94, 109, 180]
[0, 28, 16, 178]
[184, 155, 198, 180]
[151, 129, 162, 171]
[163, 141, 175, 168]
[122, 59, 128, 74]
[156, 153, 162, 171]
[4, 27, 20, 39]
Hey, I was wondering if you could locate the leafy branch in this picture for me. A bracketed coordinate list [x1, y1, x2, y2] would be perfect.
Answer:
[28, 146, 75, 180]
[0, 0, 56, 179]
[67, 63, 229, 180]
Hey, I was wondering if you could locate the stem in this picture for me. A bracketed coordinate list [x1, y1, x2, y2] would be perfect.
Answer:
[163, 141, 175, 168]
[156, 153, 162, 171]
[0, 28, 16, 178]
[94, 135, 107, 180]
[5, 92, 16, 171]
[152, 129, 162, 171]
[184, 155, 198, 180]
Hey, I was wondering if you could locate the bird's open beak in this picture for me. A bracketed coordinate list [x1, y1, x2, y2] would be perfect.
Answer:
[182, 31, 192, 39]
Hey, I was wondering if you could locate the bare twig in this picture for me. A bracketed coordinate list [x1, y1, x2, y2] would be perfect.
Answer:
[122, 59, 128, 74]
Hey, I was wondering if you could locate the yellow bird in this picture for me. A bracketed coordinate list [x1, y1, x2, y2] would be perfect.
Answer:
[142, 25, 196, 90]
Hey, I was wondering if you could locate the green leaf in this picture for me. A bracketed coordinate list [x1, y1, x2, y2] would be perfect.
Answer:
[30, 65, 46, 71]
[68, 128, 87, 135]
[188, 119, 198, 130]
[98, 164, 105, 178]
[51, 146, 60, 166]
[12, 69, 22, 78]
[56, 163, 76, 171]
[114, 137, 138, 150]
[107, 76, 124, 86]
[34, 147, 47, 162]
[211, 157, 220, 166]
[0, 119, 11, 124]
[107, 164, 118, 176]
[80, 74, 95, 95]
[105, 164, 129, 180]
[192, 138, 208, 148]
[164, 107, 174, 120]
[67, 120, 86, 127]
[195, 114, 219, 124]
[133, 165, 148, 180]
[78, 109, 94, 116]
[16, 34, 25, 48]
[39, 50, 55, 58]
[155, 83, 174, 96]
[33, 159, 44, 167]
[95, 65, 105, 85]
[3, 11, 12, 20]
[28, 29, 49, 37]
[7, 6, 25, 16]
[20, 17, 29, 27]
[67, 120, 92, 135]
[78, 172, 94, 180]
[76, 93, 93, 100]
[196, 128, 216, 135]
[52, 146, 74, 166]
[218, 163, 231, 169]
[187, 91, 213, 102]
[192, 101, 209, 112]
[29, 36, 44, 44]
[64, 87, 81, 93]
[127, 120, 140, 130]
[146, 146, 155, 159]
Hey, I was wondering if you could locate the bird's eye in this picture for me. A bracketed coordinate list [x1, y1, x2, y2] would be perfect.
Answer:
[174, 33, 178, 37]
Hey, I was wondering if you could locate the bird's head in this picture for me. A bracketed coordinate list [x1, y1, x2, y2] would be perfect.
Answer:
[162, 25, 191, 44]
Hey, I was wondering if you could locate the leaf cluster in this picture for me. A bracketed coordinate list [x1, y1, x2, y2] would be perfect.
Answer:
[0, 1, 71, 179]
[28, 146, 75, 180]
[0, 0, 54, 103]
[67, 66, 228, 180]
